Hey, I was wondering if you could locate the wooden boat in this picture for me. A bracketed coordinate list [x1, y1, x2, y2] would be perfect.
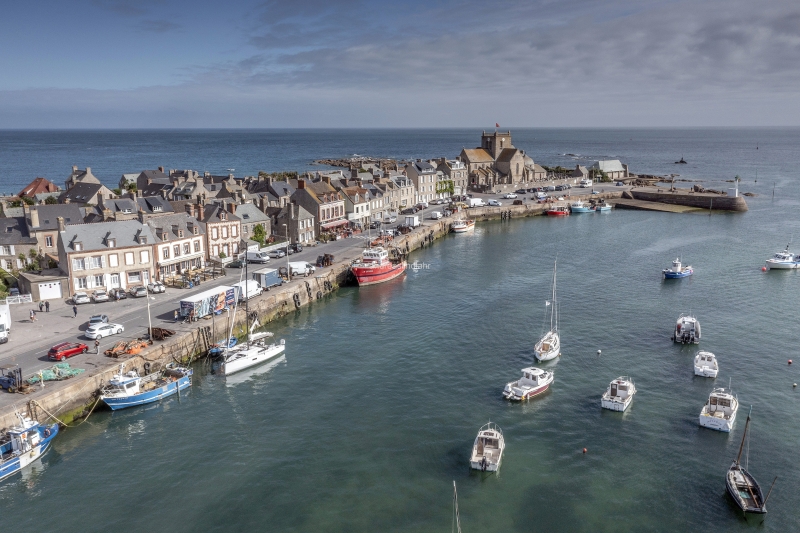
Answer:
[726, 409, 777, 515]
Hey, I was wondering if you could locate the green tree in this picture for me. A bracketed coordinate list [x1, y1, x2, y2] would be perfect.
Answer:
[44, 196, 58, 205]
[252, 224, 266, 246]
[22, 196, 34, 205]
[113, 188, 122, 195]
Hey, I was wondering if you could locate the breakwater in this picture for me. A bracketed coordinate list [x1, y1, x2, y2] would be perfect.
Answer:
[630, 187, 748, 212]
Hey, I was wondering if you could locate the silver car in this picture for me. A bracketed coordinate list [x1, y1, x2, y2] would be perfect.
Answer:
[73, 291, 91, 305]
[92, 289, 109, 303]
[85, 322, 124, 340]
[147, 281, 166, 294]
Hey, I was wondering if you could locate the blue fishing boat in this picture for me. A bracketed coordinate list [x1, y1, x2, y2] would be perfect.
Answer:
[0, 413, 59, 482]
[100, 363, 193, 410]
[594, 202, 612, 212]
[208, 336, 237, 358]
[663, 258, 693, 279]
[569, 200, 594, 213]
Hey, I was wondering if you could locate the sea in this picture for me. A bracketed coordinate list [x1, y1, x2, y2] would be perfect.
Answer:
[1, 129, 799, 532]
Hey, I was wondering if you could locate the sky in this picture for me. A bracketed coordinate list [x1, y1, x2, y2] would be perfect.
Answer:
[1, 0, 799, 128]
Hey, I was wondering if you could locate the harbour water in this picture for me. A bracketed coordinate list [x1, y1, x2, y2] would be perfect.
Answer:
[1, 129, 799, 531]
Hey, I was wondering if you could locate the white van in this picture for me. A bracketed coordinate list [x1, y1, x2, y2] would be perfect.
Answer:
[232, 279, 261, 301]
[579, 178, 593, 188]
[289, 261, 316, 277]
[468, 198, 486, 208]
[246, 251, 270, 264]
[429, 211, 443, 220]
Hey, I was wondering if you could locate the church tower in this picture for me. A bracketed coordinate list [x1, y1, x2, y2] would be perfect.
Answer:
[481, 131, 513, 160]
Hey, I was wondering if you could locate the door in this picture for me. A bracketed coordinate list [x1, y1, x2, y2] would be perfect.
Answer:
[38, 281, 62, 300]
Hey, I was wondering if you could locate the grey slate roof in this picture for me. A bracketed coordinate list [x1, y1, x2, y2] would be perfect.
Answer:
[59, 182, 104, 204]
[104, 198, 138, 214]
[137, 196, 174, 214]
[202, 204, 240, 224]
[277, 204, 314, 221]
[0, 217, 37, 245]
[235, 203, 270, 224]
[60, 220, 157, 252]
[28, 204, 85, 231]
[412, 161, 436, 173]
[145, 213, 204, 242]
[590, 160, 625, 173]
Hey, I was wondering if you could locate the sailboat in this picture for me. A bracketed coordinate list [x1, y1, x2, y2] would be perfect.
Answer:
[535, 260, 561, 361]
[726, 408, 777, 515]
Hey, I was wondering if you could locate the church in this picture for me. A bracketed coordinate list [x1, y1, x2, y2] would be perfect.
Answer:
[459, 131, 544, 192]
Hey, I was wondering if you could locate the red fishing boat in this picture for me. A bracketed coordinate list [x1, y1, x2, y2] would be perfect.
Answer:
[546, 205, 570, 216]
[350, 247, 406, 286]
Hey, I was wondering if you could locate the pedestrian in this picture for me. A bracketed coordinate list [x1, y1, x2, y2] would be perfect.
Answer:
[29, 309, 35, 322]
[174, 310, 179, 323]
[38, 301, 44, 312]
[94, 339, 100, 354]
[72, 305, 78, 318]
[45, 300, 50, 312]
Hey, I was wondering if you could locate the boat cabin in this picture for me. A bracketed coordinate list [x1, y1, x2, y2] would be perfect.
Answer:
[476, 429, 502, 460]
[706, 389, 736, 418]
[105, 370, 142, 397]
[360, 247, 388, 263]
[6, 417, 40, 456]
[519, 367, 548, 386]
[608, 378, 632, 400]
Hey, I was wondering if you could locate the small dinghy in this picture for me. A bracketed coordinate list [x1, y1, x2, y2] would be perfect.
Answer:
[503, 367, 554, 400]
[208, 336, 237, 358]
[699, 387, 738, 432]
[726, 408, 777, 516]
[662, 258, 693, 279]
[469, 422, 505, 472]
[601, 376, 636, 412]
[694, 351, 718, 377]
[671, 313, 701, 344]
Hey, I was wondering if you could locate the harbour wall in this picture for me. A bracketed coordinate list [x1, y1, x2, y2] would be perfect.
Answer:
[630, 189, 748, 212]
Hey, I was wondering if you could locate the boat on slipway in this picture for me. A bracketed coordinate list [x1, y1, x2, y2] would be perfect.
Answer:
[765, 244, 800, 270]
[350, 247, 406, 286]
[663, 258, 693, 279]
[503, 367, 554, 400]
[601, 376, 636, 412]
[569, 200, 593, 213]
[726, 408, 777, 516]
[0, 413, 59, 482]
[469, 422, 505, 472]
[100, 363, 193, 410]
[450, 219, 475, 233]
[672, 313, 701, 344]
[694, 351, 719, 377]
[699, 387, 738, 432]
[535, 261, 560, 361]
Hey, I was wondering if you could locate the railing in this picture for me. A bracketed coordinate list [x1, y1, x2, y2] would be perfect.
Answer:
[0, 294, 33, 305]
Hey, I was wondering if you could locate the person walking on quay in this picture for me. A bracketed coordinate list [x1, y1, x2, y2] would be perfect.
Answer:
[94, 339, 100, 354]
[38, 301, 44, 312]
[72, 305, 78, 318]
[174, 309, 179, 323]
[45, 300, 50, 312]
[29, 309, 36, 322]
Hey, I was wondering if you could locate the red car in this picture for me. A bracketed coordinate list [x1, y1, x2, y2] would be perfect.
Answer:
[48, 342, 89, 361]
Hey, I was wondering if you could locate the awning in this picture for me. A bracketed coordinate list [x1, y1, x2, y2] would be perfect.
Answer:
[320, 219, 349, 229]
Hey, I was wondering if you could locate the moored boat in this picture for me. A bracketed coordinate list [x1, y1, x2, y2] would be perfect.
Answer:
[765, 244, 800, 270]
[594, 202, 612, 212]
[469, 422, 504, 472]
[503, 367, 554, 400]
[535, 260, 561, 361]
[694, 351, 718, 377]
[450, 219, 475, 233]
[726, 409, 777, 515]
[601, 376, 636, 411]
[208, 336, 237, 358]
[569, 200, 593, 213]
[699, 387, 738, 432]
[350, 247, 407, 286]
[219, 336, 286, 376]
[672, 313, 701, 344]
[546, 205, 570, 216]
[100, 363, 193, 410]
[663, 258, 693, 279]
[0, 413, 59, 482]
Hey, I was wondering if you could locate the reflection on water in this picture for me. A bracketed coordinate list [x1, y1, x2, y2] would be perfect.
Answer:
[224, 355, 287, 387]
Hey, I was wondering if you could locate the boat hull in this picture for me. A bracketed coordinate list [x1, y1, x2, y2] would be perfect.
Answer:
[221, 343, 286, 375]
[469, 459, 501, 472]
[102, 373, 192, 410]
[451, 221, 475, 233]
[351, 261, 407, 286]
[595, 205, 611, 212]
[663, 269, 693, 279]
[726, 464, 767, 514]
[699, 410, 737, 432]
[570, 206, 593, 213]
[546, 210, 569, 216]
[0, 424, 59, 481]
[601, 396, 633, 412]
[694, 366, 718, 378]
[503, 380, 551, 401]
[765, 260, 800, 270]
[534, 332, 560, 361]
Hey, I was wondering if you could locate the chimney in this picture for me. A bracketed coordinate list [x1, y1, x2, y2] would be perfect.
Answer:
[196, 205, 204, 222]
[321, 176, 331, 185]
[160, 189, 167, 199]
[259, 196, 266, 211]
[185, 203, 195, 217]
[72, 165, 78, 172]
[64, 197, 71, 204]
[57, 216, 65, 232]
[158, 166, 165, 173]
[30, 207, 40, 228]
[297, 179, 306, 189]
[290, 202, 295, 220]
[86, 167, 91, 174]
[227, 203, 236, 215]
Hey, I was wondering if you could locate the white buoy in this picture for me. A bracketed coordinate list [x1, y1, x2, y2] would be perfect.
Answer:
[597, 349, 602, 355]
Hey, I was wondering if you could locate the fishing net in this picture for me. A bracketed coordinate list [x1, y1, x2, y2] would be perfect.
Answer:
[26, 363, 85, 384]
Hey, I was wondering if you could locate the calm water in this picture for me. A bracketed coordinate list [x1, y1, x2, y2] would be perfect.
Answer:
[1, 129, 800, 532]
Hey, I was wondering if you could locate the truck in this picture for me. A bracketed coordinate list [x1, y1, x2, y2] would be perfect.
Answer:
[468, 198, 486, 208]
[404, 215, 420, 228]
[289, 261, 316, 277]
[179, 285, 235, 318]
[0, 304, 9, 344]
[245, 251, 270, 264]
[251, 267, 283, 291]
[232, 279, 261, 302]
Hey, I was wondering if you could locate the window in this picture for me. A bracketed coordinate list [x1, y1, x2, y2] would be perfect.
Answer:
[75, 277, 88, 289]
[74, 242, 83, 251]
[213, 245, 219, 256]
[183, 243, 190, 255]
[212, 227, 218, 239]
[163, 248, 170, 260]
[109, 254, 118, 267]
[222, 227, 228, 238]
[45, 236, 53, 247]
[94, 274, 105, 286]
[125, 252, 134, 265]
[127, 271, 141, 283]
[233, 243, 239, 254]
[173, 245, 180, 257]
[138, 236, 147, 244]
[0, 245, 11, 255]
[194, 240, 200, 253]
[140, 250, 149, 263]
[110, 274, 120, 286]
[231, 225, 237, 237]
[178, 230, 184, 238]
[4, 260, 11, 270]
[72, 258, 85, 271]
[89, 256, 104, 269]
[108, 238, 116, 248]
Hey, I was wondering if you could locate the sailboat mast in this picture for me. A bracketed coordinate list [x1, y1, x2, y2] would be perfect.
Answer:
[735, 409, 752, 466]
[552, 260, 557, 332]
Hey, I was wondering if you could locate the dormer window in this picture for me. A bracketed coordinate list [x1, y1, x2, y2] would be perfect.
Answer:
[108, 238, 116, 248]
[178, 230, 184, 238]
[121, 208, 132, 214]
[153, 205, 162, 212]
[138, 236, 148, 245]
[74, 242, 83, 251]
[220, 212, 227, 221]
[193, 226, 198, 235]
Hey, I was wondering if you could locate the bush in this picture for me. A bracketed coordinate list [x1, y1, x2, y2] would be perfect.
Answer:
[45, 196, 58, 205]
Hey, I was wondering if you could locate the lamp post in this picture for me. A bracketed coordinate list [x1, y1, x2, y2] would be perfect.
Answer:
[282, 223, 290, 282]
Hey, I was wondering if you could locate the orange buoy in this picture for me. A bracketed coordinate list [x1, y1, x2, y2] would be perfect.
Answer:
[583, 448, 587, 454]
[761, 266, 767, 272]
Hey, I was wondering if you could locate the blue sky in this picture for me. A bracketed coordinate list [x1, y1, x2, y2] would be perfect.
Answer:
[1, 0, 798, 127]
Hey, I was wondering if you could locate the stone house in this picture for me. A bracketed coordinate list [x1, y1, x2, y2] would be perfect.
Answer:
[589, 160, 628, 181]
[57, 218, 156, 296]
[459, 131, 539, 191]
[436, 159, 468, 196]
[571, 165, 589, 179]
[23, 204, 85, 262]
[275, 202, 316, 244]
[146, 212, 205, 280]
[234, 202, 272, 244]
[0, 217, 38, 272]
[65, 166, 102, 190]
[405, 161, 438, 204]
[289, 178, 347, 235]
[199, 202, 242, 261]
[340, 187, 371, 228]
[380, 174, 415, 212]
[59, 181, 115, 207]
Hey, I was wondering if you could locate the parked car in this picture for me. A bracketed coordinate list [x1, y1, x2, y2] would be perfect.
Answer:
[227, 259, 244, 268]
[8, 288, 19, 297]
[418, 201, 429, 209]
[287, 247, 294, 255]
[91, 289, 109, 303]
[546, 185, 556, 191]
[289, 243, 304, 253]
[72, 291, 91, 305]
[616, 181, 624, 186]
[128, 285, 147, 298]
[400, 207, 417, 215]
[487, 199, 502, 206]
[555, 185, 566, 191]
[85, 323, 124, 340]
[48, 342, 89, 361]
[147, 281, 166, 294]
[110, 288, 127, 300]
[429, 211, 443, 220]
[512, 199, 524, 205]
[88, 314, 109, 326]
[269, 250, 286, 259]
[503, 193, 518, 199]
[384, 215, 397, 223]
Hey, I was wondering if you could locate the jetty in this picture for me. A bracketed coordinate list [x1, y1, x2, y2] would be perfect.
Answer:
[629, 186, 748, 212]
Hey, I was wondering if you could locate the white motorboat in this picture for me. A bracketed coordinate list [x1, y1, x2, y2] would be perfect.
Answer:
[765, 244, 800, 270]
[503, 367, 554, 401]
[451, 219, 475, 233]
[535, 260, 561, 361]
[694, 351, 719, 378]
[469, 422, 505, 472]
[671, 313, 701, 344]
[601, 376, 636, 412]
[699, 387, 738, 432]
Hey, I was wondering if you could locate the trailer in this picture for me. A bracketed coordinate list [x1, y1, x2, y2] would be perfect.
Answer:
[179, 285, 235, 318]
[251, 267, 283, 290]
